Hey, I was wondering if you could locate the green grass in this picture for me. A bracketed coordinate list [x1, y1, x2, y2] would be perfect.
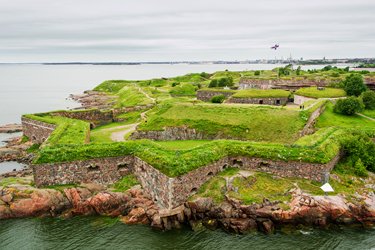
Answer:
[198, 88, 236, 93]
[154, 140, 211, 150]
[361, 109, 375, 119]
[115, 86, 153, 108]
[34, 135, 340, 177]
[0, 177, 33, 187]
[193, 171, 324, 205]
[23, 114, 90, 145]
[316, 103, 375, 132]
[295, 87, 346, 98]
[110, 174, 139, 192]
[232, 89, 290, 98]
[138, 104, 305, 143]
[169, 83, 197, 96]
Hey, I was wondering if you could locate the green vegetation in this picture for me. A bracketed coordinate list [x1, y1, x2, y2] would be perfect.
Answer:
[115, 86, 153, 108]
[316, 103, 375, 132]
[23, 114, 90, 145]
[0, 177, 33, 187]
[210, 95, 225, 103]
[232, 89, 290, 98]
[208, 77, 234, 88]
[110, 174, 139, 192]
[362, 109, 375, 119]
[343, 74, 367, 96]
[356, 63, 375, 68]
[334, 97, 364, 115]
[198, 88, 235, 93]
[169, 83, 197, 96]
[154, 140, 211, 150]
[361, 91, 375, 110]
[138, 104, 305, 143]
[295, 87, 346, 98]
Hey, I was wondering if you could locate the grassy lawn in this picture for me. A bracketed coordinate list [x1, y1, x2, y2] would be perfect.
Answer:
[361, 109, 375, 119]
[115, 86, 154, 108]
[316, 103, 375, 132]
[154, 140, 211, 150]
[110, 174, 139, 192]
[138, 104, 306, 143]
[232, 89, 290, 98]
[295, 87, 346, 98]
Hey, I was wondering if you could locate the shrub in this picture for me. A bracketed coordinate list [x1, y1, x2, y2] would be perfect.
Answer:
[361, 91, 375, 110]
[333, 97, 364, 115]
[341, 132, 375, 172]
[343, 74, 367, 96]
[211, 95, 225, 103]
[200, 72, 210, 79]
[209, 79, 218, 88]
[254, 70, 261, 76]
[218, 77, 234, 87]
[354, 159, 368, 177]
[296, 66, 301, 76]
[171, 82, 180, 87]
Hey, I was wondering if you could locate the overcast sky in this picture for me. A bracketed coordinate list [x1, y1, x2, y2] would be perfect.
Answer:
[0, 0, 374, 62]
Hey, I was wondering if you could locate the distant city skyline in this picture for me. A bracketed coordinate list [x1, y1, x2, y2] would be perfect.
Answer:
[0, 0, 374, 62]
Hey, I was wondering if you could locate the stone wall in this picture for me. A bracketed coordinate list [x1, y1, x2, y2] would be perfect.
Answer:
[300, 103, 326, 136]
[239, 79, 332, 90]
[33, 156, 134, 187]
[130, 126, 207, 141]
[33, 150, 341, 210]
[51, 110, 114, 127]
[21, 117, 56, 144]
[196, 90, 234, 102]
[133, 157, 172, 208]
[227, 97, 288, 105]
[294, 95, 316, 105]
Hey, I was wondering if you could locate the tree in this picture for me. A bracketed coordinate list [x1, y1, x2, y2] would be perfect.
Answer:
[333, 97, 364, 115]
[343, 74, 367, 96]
[217, 77, 234, 87]
[208, 79, 218, 88]
[361, 91, 375, 110]
[296, 66, 301, 76]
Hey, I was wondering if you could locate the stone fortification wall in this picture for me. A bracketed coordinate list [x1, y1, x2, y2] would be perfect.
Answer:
[21, 117, 56, 144]
[33, 156, 134, 187]
[300, 103, 326, 136]
[227, 97, 288, 105]
[133, 157, 172, 208]
[239, 79, 331, 90]
[33, 151, 341, 210]
[196, 90, 234, 102]
[51, 110, 114, 126]
[130, 126, 207, 141]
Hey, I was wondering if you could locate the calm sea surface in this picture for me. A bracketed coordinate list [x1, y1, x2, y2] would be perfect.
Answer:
[1, 63, 372, 249]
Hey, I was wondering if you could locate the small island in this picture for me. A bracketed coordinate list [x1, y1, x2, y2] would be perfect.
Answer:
[1, 66, 375, 234]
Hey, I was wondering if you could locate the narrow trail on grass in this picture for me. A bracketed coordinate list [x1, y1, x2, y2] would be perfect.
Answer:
[357, 113, 375, 121]
[110, 123, 139, 142]
[137, 87, 156, 103]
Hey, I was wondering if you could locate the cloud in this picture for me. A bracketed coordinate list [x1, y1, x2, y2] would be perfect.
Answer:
[0, 0, 374, 62]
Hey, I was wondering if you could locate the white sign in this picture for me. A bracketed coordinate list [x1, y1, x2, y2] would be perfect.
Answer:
[320, 183, 334, 192]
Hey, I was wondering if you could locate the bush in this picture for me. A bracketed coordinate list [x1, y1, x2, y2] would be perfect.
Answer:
[361, 91, 375, 110]
[341, 132, 375, 173]
[254, 70, 261, 76]
[200, 72, 210, 79]
[171, 82, 180, 87]
[211, 95, 225, 103]
[343, 74, 367, 96]
[354, 159, 368, 177]
[218, 77, 234, 87]
[333, 97, 364, 115]
[209, 79, 218, 88]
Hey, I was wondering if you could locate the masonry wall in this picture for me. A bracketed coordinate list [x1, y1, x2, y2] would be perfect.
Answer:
[51, 110, 114, 127]
[196, 90, 234, 102]
[33, 156, 134, 187]
[130, 126, 208, 141]
[300, 103, 326, 136]
[227, 97, 288, 105]
[21, 117, 56, 144]
[133, 157, 172, 208]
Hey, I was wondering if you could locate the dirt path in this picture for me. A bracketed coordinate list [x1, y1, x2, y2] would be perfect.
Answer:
[110, 123, 139, 142]
[357, 113, 375, 121]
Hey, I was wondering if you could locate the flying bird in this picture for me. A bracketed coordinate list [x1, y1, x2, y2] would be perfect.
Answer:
[270, 44, 279, 50]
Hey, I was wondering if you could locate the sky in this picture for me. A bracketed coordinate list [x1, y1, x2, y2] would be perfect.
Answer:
[0, 0, 374, 62]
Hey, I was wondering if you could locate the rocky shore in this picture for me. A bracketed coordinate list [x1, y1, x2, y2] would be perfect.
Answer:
[69, 90, 116, 110]
[0, 180, 374, 234]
